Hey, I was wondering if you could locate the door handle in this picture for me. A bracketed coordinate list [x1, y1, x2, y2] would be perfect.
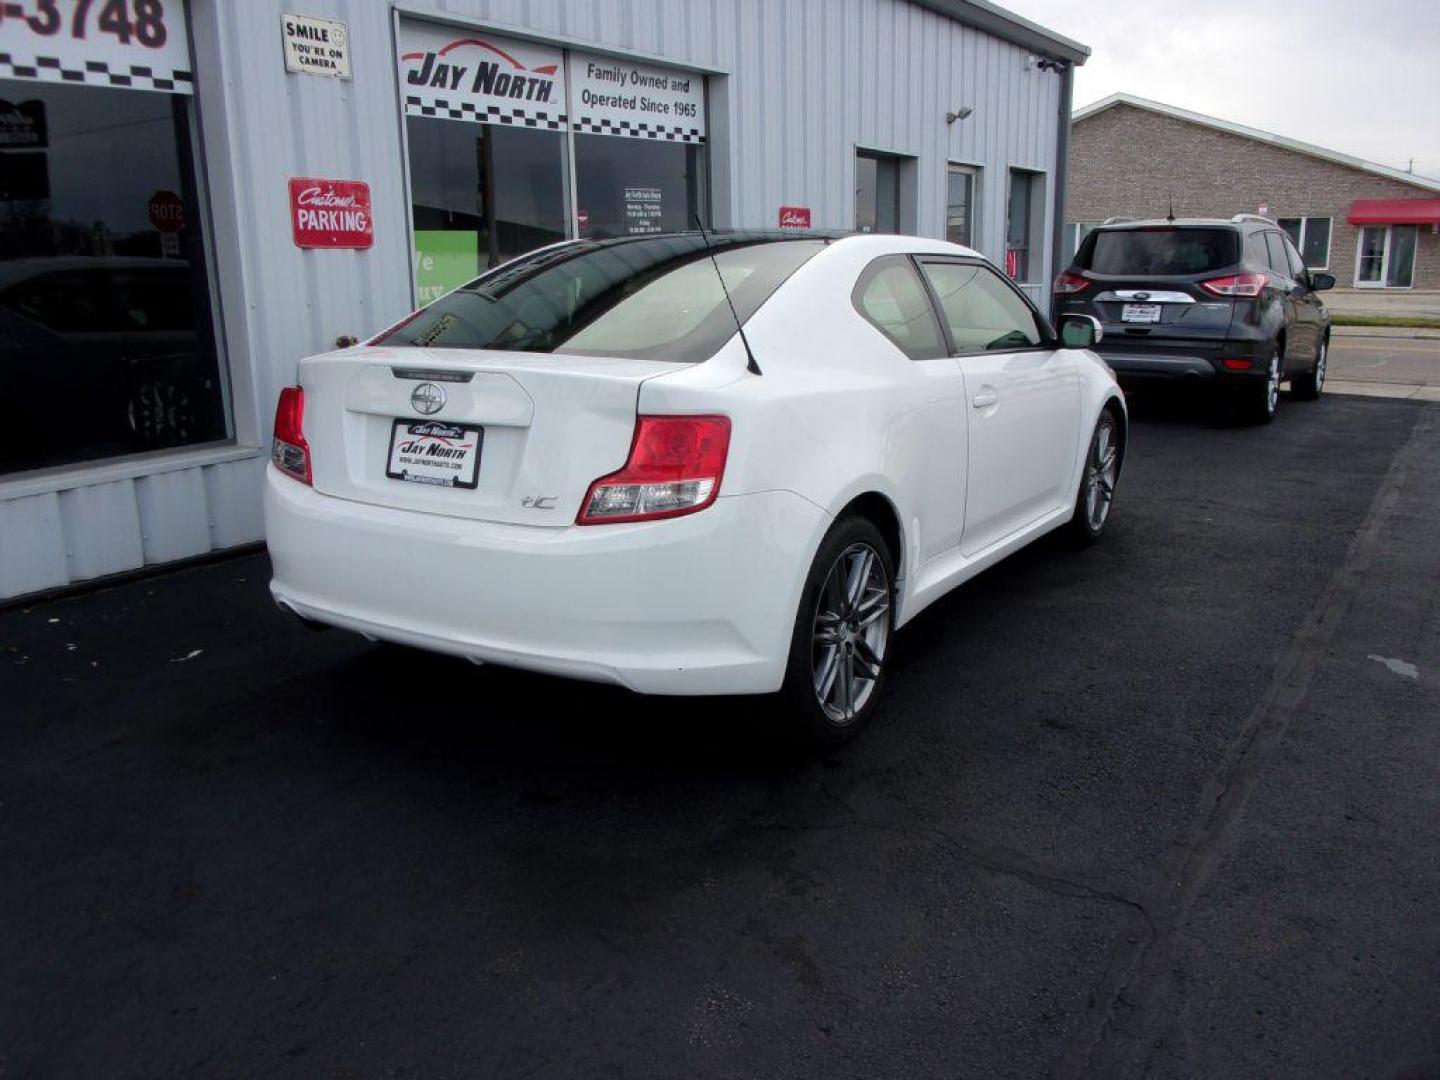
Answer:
[971, 389, 999, 409]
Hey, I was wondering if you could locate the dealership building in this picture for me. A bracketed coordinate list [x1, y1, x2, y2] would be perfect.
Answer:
[0, 0, 1086, 600]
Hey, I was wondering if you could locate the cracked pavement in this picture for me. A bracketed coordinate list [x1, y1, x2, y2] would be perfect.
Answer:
[2, 395, 1438, 1078]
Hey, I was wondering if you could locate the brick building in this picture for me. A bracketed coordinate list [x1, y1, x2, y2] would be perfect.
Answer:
[1065, 93, 1440, 290]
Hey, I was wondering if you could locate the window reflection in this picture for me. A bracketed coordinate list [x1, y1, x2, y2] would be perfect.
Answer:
[573, 134, 703, 239]
[406, 117, 568, 302]
[0, 80, 227, 475]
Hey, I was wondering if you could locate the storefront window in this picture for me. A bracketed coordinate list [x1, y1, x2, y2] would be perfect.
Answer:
[398, 25, 709, 299]
[0, 80, 226, 476]
[573, 135, 703, 239]
[406, 118, 567, 302]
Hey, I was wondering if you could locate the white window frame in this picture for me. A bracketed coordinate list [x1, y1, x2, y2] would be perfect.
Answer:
[1353, 224, 1417, 289]
[1276, 215, 1332, 270]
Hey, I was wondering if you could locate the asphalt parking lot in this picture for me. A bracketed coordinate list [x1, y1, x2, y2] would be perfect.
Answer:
[3, 393, 1439, 1079]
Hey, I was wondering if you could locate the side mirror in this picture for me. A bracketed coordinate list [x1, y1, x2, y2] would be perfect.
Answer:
[1058, 314, 1103, 349]
[1310, 272, 1335, 291]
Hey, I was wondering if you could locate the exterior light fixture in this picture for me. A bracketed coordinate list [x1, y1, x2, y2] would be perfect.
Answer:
[946, 106, 973, 124]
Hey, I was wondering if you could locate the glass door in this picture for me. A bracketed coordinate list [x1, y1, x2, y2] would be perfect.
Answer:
[1355, 226, 1385, 285]
[1386, 226, 1417, 288]
[1355, 225, 1417, 289]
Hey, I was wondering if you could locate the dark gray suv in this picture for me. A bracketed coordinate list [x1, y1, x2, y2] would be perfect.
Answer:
[1052, 215, 1333, 423]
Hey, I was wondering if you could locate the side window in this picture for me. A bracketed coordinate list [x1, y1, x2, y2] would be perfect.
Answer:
[3, 271, 111, 333]
[1263, 232, 1292, 280]
[1281, 235, 1307, 281]
[919, 260, 1045, 353]
[1245, 232, 1270, 270]
[852, 256, 946, 360]
[109, 271, 196, 332]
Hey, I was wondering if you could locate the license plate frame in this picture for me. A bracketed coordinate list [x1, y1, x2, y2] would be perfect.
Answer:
[1121, 303, 1163, 324]
[385, 419, 484, 490]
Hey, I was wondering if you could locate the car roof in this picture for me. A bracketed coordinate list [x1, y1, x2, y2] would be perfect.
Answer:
[478, 231, 988, 274]
[1091, 217, 1270, 231]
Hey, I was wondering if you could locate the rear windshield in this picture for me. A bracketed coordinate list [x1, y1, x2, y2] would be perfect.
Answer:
[374, 235, 827, 362]
[1076, 228, 1239, 276]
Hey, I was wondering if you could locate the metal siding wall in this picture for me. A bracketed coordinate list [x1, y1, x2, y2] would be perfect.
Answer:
[0, 0, 1062, 600]
[0, 494, 68, 598]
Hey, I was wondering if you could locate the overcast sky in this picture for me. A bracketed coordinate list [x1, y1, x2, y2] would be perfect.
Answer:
[1000, 0, 1440, 180]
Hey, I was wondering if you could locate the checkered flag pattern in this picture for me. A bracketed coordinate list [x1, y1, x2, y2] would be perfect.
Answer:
[572, 117, 705, 143]
[0, 53, 194, 94]
[404, 96, 566, 130]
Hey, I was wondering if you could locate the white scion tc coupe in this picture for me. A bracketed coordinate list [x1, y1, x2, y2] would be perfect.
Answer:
[265, 232, 1125, 743]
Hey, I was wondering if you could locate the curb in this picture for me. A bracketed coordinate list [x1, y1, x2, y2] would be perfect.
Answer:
[1331, 328, 1440, 341]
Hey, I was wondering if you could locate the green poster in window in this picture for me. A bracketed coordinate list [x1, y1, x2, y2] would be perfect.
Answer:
[414, 230, 479, 305]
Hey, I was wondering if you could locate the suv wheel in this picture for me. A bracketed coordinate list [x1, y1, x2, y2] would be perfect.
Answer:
[1291, 335, 1327, 401]
[1237, 346, 1281, 425]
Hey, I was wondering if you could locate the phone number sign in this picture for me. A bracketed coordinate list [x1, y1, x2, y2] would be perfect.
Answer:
[0, 0, 194, 94]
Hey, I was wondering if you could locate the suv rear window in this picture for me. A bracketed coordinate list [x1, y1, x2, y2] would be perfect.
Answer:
[1076, 228, 1239, 276]
[374, 234, 826, 363]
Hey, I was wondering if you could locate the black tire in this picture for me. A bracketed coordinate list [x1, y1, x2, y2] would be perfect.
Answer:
[1291, 333, 1327, 401]
[1237, 344, 1282, 425]
[1068, 407, 1122, 544]
[779, 516, 896, 747]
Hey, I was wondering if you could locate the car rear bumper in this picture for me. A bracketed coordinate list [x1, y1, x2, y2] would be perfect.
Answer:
[1099, 351, 1218, 382]
[264, 466, 829, 696]
[1099, 339, 1272, 385]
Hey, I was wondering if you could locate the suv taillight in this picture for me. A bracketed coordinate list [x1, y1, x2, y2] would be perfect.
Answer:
[1199, 271, 1268, 298]
[577, 415, 730, 525]
[271, 386, 312, 485]
[1053, 271, 1091, 295]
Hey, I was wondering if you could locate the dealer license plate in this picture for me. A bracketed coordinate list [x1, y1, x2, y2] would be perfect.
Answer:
[385, 420, 483, 489]
[1121, 303, 1162, 324]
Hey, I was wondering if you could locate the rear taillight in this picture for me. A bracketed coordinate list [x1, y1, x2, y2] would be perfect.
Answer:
[1053, 271, 1091, 295]
[577, 415, 731, 525]
[271, 386, 312, 485]
[1200, 271, 1268, 298]
[1221, 358, 1255, 371]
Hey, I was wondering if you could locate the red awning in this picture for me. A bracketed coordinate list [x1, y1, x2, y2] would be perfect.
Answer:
[1348, 198, 1440, 225]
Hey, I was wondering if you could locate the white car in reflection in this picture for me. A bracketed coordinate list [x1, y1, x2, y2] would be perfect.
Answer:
[265, 232, 1125, 743]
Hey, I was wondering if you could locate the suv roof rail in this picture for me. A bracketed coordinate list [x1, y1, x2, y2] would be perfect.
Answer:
[1102, 215, 1136, 225]
[1230, 213, 1276, 225]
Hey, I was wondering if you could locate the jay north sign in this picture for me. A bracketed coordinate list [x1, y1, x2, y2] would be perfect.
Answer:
[397, 22, 567, 129]
[405, 50, 556, 104]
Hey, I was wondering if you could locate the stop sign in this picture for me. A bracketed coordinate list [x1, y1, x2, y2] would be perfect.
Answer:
[148, 190, 185, 233]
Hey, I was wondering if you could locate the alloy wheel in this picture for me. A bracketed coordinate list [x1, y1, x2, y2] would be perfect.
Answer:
[1315, 339, 1327, 391]
[1085, 414, 1120, 531]
[1266, 353, 1281, 415]
[811, 542, 890, 725]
